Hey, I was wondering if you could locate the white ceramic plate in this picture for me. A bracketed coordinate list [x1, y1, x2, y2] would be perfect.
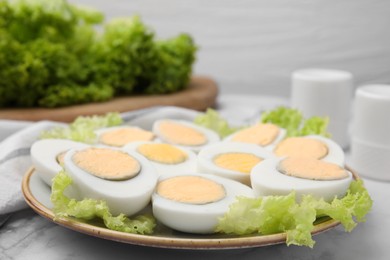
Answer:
[19, 106, 358, 249]
[22, 167, 348, 250]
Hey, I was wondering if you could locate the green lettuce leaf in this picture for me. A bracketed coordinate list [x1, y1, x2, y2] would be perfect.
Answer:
[300, 116, 331, 138]
[40, 112, 123, 143]
[195, 107, 331, 139]
[261, 106, 331, 137]
[216, 180, 373, 247]
[215, 193, 316, 247]
[285, 199, 317, 247]
[50, 171, 156, 234]
[141, 33, 197, 95]
[312, 179, 373, 231]
[261, 106, 303, 137]
[0, 1, 197, 108]
[194, 108, 240, 138]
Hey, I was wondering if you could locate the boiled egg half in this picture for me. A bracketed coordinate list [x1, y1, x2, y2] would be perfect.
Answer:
[250, 157, 353, 201]
[95, 126, 155, 147]
[152, 172, 254, 234]
[63, 147, 158, 216]
[31, 139, 89, 186]
[152, 119, 220, 152]
[197, 142, 274, 185]
[123, 141, 197, 176]
[224, 123, 286, 149]
[272, 135, 345, 166]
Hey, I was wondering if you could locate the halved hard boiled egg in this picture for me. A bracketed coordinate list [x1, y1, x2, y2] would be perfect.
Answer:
[250, 157, 353, 201]
[272, 135, 345, 166]
[224, 123, 286, 149]
[63, 147, 158, 216]
[95, 126, 155, 147]
[152, 172, 254, 234]
[152, 119, 220, 152]
[123, 141, 197, 176]
[30, 139, 89, 186]
[197, 142, 274, 185]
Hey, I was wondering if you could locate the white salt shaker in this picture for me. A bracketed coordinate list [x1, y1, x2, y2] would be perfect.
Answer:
[349, 85, 390, 181]
[291, 68, 353, 148]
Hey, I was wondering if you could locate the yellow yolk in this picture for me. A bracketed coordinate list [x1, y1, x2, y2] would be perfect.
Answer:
[278, 157, 349, 180]
[274, 137, 328, 159]
[99, 128, 155, 147]
[158, 121, 207, 146]
[213, 153, 263, 174]
[137, 143, 188, 164]
[56, 151, 67, 166]
[232, 123, 280, 146]
[72, 148, 141, 181]
[157, 176, 226, 204]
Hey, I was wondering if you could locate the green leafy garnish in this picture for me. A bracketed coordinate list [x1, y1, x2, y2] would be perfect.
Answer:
[261, 106, 331, 137]
[0, 0, 197, 108]
[261, 107, 303, 137]
[194, 108, 241, 138]
[51, 171, 156, 235]
[194, 107, 331, 139]
[40, 112, 123, 143]
[141, 33, 197, 95]
[216, 180, 373, 247]
[299, 116, 330, 137]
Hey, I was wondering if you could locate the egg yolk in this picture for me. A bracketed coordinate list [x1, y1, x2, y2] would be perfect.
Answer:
[72, 147, 141, 181]
[99, 128, 155, 147]
[213, 153, 263, 174]
[157, 176, 226, 204]
[137, 143, 187, 164]
[56, 151, 67, 166]
[232, 123, 280, 146]
[277, 157, 349, 180]
[274, 137, 328, 159]
[158, 121, 207, 146]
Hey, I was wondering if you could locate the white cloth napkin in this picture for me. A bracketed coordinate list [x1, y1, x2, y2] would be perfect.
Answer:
[0, 106, 201, 215]
[0, 121, 66, 214]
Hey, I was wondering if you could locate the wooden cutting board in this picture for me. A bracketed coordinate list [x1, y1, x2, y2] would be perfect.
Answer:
[0, 76, 218, 122]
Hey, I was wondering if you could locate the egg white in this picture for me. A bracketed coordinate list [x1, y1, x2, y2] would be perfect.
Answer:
[250, 157, 353, 201]
[271, 135, 345, 166]
[152, 172, 254, 234]
[30, 139, 89, 186]
[152, 119, 220, 152]
[123, 141, 197, 176]
[63, 147, 158, 216]
[197, 142, 274, 186]
[224, 124, 286, 150]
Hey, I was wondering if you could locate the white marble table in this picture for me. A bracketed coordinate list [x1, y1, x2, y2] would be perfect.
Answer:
[0, 95, 389, 260]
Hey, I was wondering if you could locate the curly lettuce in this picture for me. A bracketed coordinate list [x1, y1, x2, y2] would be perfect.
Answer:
[40, 112, 122, 143]
[195, 107, 331, 138]
[51, 171, 156, 235]
[0, 0, 197, 108]
[0, 0, 106, 107]
[140, 33, 197, 94]
[299, 116, 330, 137]
[261, 106, 331, 137]
[194, 108, 241, 138]
[93, 16, 155, 95]
[216, 179, 373, 247]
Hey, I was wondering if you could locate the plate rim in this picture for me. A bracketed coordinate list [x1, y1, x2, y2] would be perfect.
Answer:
[22, 167, 354, 250]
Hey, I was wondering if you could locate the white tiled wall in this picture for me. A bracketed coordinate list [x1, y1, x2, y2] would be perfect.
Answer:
[71, 0, 390, 97]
